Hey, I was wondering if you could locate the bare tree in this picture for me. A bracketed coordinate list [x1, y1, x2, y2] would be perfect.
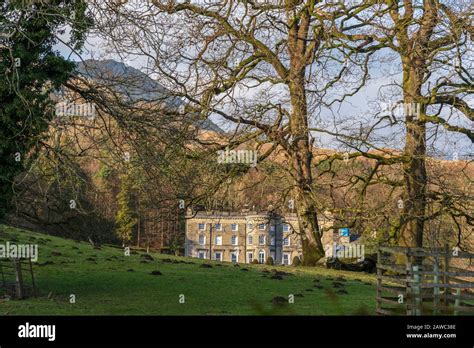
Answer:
[329, 0, 473, 248]
[84, 0, 377, 264]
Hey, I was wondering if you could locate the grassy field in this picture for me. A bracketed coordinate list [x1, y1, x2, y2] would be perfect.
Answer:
[0, 225, 376, 315]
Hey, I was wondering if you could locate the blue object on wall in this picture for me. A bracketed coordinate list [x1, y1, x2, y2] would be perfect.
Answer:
[339, 228, 350, 237]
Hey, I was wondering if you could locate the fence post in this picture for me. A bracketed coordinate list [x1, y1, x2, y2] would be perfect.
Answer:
[433, 259, 440, 315]
[412, 264, 421, 316]
[0, 261, 5, 287]
[406, 248, 412, 315]
[376, 249, 381, 314]
[443, 244, 450, 311]
[454, 288, 461, 316]
[29, 258, 37, 297]
[13, 258, 24, 299]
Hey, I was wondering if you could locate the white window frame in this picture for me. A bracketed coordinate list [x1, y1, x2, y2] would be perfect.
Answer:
[247, 223, 254, 230]
[258, 250, 265, 264]
[231, 252, 238, 263]
[283, 236, 290, 246]
[248, 235, 253, 245]
[198, 234, 206, 245]
[215, 235, 222, 245]
[198, 223, 206, 230]
[231, 223, 238, 231]
[258, 223, 266, 230]
[283, 253, 290, 265]
[231, 235, 238, 245]
[198, 251, 207, 259]
[258, 234, 266, 245]
[214, 252, 222, 261]
[282, 224, 290, 232]
[247, 252, 253, 263]
[214, 223, 222, 231]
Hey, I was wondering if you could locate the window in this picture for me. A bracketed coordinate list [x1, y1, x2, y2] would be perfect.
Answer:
[198, 234, 205, 245]
[247, 223, 253, 230]
[258, 250, 265, 264]
[270, 237, 275, 246]
[198, 251, 206, 259]
[231, 235, 238, 245]
[214, 252, 222, 261]
[258, 223, 266, 230]
[215, 236, 222, 245]
[198, 223, 206, 230]
[283, 237, 290, 246]
[215, 223, 222, 231]
[231, 223, 238, 231]
[270, 225, 275, 232]
[248, 235, 253, 245]
[283, 253, 290, 265]
[247, 252, 253, 263]
[258, 235, 266, 245]
[231, 252, 238, 263]
[282, 224, 290, 232]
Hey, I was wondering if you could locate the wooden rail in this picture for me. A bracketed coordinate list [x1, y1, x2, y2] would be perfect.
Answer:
[376, 245, 474, 316]
[0, 258, 37, 299]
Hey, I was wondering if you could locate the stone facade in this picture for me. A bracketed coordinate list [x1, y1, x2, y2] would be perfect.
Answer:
[185, 209, 335, 265]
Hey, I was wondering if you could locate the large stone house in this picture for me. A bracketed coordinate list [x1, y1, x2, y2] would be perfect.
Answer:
[185, 209, 335, 265]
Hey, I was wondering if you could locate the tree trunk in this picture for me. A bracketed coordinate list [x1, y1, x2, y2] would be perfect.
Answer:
[400, 118, 427, 248]
[288, 72, 325, 265]
[399, 63, 427, 248]
[293, 184, 325, 265]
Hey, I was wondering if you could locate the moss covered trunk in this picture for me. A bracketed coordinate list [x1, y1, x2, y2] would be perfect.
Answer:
[285, 4, 325, 265]
[288, 72, 325, 265]
[398, 58, 427, 249]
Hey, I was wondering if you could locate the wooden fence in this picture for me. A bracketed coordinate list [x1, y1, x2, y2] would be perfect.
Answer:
[0, 258, 37, 299]
[376, 245, 474, 315]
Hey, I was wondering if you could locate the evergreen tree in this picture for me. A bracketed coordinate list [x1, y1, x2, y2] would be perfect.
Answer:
[115, 176, 137, 244]
[0, 0, 91, 219]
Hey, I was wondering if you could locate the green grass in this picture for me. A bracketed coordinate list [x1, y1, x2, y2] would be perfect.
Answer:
[0, 225, 376, 315]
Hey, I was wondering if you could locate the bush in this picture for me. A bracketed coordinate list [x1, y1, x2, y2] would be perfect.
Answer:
[265, 256, 274, 265]
[252, 259, 260, 264]
[292, 256, 302, 266]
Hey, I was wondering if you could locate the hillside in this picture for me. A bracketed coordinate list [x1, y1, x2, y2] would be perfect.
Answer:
[0, 225, 376, 315]
[74, 59, 224, 133]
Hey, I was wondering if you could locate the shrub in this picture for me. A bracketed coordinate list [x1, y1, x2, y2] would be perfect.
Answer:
[265, 256, 274, 265]
[292, 256, 302, 266]
[252, 259, 259, 264]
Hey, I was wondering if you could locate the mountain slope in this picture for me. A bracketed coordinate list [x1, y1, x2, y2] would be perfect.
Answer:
[74, 59, 223, 133]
